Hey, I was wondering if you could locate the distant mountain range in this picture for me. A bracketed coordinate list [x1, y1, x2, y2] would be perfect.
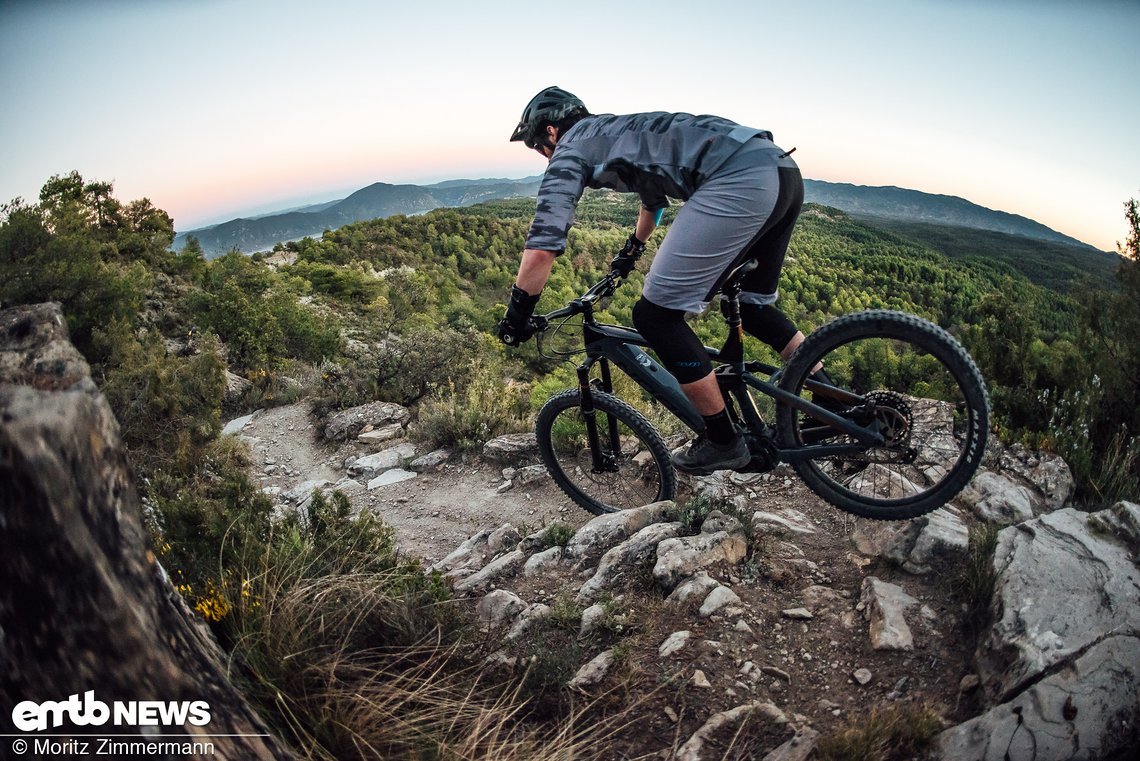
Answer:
[176, 175, 1102, 258]
[802, 181, 1096, 251]
[174, 177, 542, 257]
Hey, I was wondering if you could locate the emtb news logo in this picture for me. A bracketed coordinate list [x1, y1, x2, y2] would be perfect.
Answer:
[11, 691, 211, 732]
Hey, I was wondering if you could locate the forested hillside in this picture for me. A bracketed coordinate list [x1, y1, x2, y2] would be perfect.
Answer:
[174, 177, 543, 257]
[864, 217, 1123, 293]
[176, 175, 1110, 264]
[802, 179, 1097, 249]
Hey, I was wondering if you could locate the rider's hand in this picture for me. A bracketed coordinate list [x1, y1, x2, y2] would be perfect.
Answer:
[610, 233, 646, 278]
[498, 285, 542, 346]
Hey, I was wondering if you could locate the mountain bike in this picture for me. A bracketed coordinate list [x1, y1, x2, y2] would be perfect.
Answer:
[529, 260, 990, 520]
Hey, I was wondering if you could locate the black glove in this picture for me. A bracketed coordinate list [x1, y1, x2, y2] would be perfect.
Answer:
[610, 233, 646, 278]
[497, 285, 542, 346]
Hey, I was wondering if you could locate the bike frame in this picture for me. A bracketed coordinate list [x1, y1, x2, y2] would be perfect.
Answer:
[543, 274, 886, 472]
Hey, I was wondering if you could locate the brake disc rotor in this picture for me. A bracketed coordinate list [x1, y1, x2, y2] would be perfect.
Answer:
[866, 391, 912, 446]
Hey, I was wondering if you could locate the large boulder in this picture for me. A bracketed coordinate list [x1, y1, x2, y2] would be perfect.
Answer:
[956, 443, 1075, 526]
[481, 432, 540, 464]
[978, 508, 1140, 699]
[956, 469, 1037, 525]
[936, 636, 1140, 761]
[323, 401, 410, 441]
[1088, 500, 1140, 560]
[935, 505, 1140, 760]
[564, 501, 675, 567]
[997, 444, 1075, 512]
[851, 506, 969, 574]
[0, 303, 290, 756]
[653, 531, 748, 590]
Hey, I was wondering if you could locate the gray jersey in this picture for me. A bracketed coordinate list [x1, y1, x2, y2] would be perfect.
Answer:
[525, 112, 769, 252]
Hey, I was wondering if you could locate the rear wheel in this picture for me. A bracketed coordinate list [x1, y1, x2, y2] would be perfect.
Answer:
[775, 310, 990, 520]
[536, 389, 677, 515]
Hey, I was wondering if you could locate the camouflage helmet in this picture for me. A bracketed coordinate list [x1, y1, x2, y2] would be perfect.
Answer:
[509, 86, 587, 147]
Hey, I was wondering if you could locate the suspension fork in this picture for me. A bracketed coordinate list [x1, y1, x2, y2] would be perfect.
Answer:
[598, 359, 622, 454]
[577, 357, 620, 473]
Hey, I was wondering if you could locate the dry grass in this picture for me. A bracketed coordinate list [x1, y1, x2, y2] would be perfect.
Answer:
[816, 703, 943, 761]
[955, 522, 1003, 639]
[223, 494, 637, 761]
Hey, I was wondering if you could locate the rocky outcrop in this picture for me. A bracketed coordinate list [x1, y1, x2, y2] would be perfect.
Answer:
[979, 507, 1140, 700]
[956, 449, 1075, 526]
[481, 432, 539, 464]
[860, 577, 921, 651]
[852, 506, 970, 574]
[0, 303, 290, 756]
[935, 504, 1140, 760]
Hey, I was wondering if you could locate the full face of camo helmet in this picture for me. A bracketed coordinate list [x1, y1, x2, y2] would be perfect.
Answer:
[509, 86, 587, 149]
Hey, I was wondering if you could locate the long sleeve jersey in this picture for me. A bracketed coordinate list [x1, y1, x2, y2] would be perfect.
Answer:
[525, 112, 770, 252]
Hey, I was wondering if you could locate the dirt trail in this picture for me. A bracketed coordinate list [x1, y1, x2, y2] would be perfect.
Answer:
[235, 402, 593, 562]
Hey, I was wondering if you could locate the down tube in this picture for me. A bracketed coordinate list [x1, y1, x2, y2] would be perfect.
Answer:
[602, 338, 705, 432]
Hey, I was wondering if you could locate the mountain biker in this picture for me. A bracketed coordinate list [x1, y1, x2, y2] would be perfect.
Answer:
[498, 86, 810, 475]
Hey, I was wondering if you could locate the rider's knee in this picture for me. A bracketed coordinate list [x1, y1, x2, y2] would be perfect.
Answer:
[632, 296, 711, 384]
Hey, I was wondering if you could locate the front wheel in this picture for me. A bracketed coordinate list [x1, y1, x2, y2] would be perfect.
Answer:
[776, 310, 990, 520]
[536, 389, 677, 515]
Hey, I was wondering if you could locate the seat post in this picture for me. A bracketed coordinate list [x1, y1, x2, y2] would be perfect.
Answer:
[717, 259, 757, 367]
[719, 284, 746, 367]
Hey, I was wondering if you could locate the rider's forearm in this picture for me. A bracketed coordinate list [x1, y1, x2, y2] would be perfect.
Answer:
[635, 206, 658, 243]
[515, 248, 558, 295]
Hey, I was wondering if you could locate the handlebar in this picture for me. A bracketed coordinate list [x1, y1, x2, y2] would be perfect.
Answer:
[535, 268, 625, 329]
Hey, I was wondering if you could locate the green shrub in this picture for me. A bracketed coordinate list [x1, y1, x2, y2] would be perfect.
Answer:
[311, 324, 489, 421]
[187, 280, 284, 371]
[93, 320, 226, 477]
[416, 360, 531, 451]
[955, 523, 1003, 639]
[148, 435, 275, 622]
[666, 494, 728, 535]
[0, 183, 153, 359]
[543, 522, 575, 548]
[268, 291, 342, 363]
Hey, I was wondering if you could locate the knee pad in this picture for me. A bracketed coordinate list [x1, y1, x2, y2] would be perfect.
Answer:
[739, 303, 798, 353]
[632, 297, 712, 384]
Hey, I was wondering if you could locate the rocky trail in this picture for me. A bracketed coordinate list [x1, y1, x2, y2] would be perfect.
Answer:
[231, 401, 590, 561]
[227, 399, 1140, 761]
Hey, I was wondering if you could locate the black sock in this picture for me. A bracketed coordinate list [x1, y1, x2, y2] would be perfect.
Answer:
[703, 410, 736, 444]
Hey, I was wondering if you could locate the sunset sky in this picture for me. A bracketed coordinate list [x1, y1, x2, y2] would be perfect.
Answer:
[1, 0, 1136, 251]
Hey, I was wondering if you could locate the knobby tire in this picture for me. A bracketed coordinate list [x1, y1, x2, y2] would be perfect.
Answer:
[775, 310, 990, 520]
[536, 389, 677, 515]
